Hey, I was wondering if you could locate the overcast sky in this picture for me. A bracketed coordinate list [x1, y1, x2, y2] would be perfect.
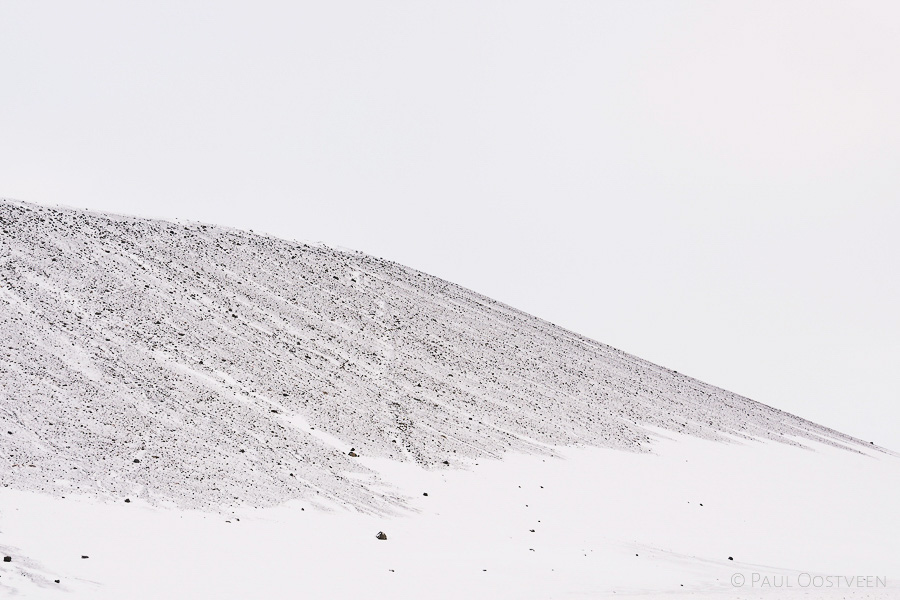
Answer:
[2, 1, 898, 447]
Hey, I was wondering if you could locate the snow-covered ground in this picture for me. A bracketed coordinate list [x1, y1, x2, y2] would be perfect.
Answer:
[1, 200, 897, 598]
[2, 431, 897, 599]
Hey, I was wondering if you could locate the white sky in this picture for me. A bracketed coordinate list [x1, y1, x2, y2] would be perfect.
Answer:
[2, 1, 898, 447]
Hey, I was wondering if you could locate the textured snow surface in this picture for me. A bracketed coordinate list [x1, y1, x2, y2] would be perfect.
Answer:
[0, 199, 882, 513]
[1, 433, 897, 599]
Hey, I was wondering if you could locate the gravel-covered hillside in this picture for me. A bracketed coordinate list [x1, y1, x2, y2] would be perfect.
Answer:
[0, 200, 872, 511]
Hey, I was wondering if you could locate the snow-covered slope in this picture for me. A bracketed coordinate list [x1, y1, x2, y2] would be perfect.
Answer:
[1, 199, 897, 599]
[0, 199, 877, 512]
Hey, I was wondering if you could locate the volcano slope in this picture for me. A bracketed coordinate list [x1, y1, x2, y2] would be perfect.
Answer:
[0, 199, 880, 514]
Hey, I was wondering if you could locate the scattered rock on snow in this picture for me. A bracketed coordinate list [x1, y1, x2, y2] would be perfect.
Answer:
[375, 531, 388, 540]
[0, 201, 879, 515]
